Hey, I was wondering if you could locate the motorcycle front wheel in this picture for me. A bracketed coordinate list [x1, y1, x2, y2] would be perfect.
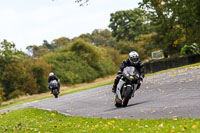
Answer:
[122, 86, 132, 107]
[53, 89, 58, 98]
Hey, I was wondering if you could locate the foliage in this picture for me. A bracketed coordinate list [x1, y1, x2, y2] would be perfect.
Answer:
[26, 45, 49, 58]
[0, 87, 4, 105]
[1, 108, 200, 132]
[115, 40, 147, 60]
[91, 29, 116, 47]
[1, 59, 51, 100]
[73, 29, 116, 47]
[26, 39, 65, 58]
[139, 0, 200, 55]
[102, 47, 123, 66]
[109, 8, 150, 42]
[43, 39, 117, 85]
[0, 40, 27, 79]
[43, 52, 98, 84]
[52, 37, 71, 48]
[180, 43, 200, 56]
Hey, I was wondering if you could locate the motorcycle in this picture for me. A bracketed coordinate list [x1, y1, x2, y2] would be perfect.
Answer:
[49, 80, 59, 98]
[115, 66, 140, 107]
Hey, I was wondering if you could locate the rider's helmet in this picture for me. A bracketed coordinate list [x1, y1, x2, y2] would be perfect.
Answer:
[49, 72, 54, 77]
[129, 51, 139, 65]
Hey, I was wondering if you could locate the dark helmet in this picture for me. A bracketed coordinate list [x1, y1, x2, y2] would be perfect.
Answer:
[129, 51, 139, 65]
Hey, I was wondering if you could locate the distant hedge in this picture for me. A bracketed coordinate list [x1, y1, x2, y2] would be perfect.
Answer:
[42, 39, 118, 85]
[1, 59, 51, 100]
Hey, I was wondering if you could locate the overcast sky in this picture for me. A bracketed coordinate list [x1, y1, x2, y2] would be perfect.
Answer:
[0, 0, 142, 51]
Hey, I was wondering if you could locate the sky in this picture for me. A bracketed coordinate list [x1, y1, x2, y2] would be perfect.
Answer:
[0, 0, 142, 51]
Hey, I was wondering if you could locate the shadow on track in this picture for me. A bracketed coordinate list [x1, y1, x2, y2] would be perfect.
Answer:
[104, 100, 151, 112]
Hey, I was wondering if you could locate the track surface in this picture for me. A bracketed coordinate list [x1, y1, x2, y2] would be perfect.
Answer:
[1, 66, 200, 119]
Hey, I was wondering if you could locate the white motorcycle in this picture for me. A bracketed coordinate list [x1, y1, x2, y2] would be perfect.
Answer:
[115, 66, 140, 107]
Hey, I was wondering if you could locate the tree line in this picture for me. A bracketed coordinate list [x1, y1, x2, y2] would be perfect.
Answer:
[1, 0, 200, 103]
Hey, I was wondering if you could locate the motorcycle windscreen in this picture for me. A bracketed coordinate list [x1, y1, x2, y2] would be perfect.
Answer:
[123, 66, 138, 75]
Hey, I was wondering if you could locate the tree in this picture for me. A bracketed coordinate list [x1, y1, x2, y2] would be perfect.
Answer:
[1, 59, 51, 100]
[91, 29, 116, 47]
[0, 40, 26, 76]
[26, 45, 49, 58]
[109, 8, 150, 42]
[139, 0, 200, 55]
[73, 29, 117, 47]
[52, 37, 71, 48]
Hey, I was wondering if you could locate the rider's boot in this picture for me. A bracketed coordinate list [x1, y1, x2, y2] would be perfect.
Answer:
[136, 83, 141, 90]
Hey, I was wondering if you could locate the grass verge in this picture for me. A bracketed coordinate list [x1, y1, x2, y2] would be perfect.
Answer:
[0, 108, 200, 133]
[0, 62, 200, 110]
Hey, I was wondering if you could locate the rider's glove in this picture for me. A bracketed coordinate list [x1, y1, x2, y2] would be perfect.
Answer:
[117, 70, 122, 75]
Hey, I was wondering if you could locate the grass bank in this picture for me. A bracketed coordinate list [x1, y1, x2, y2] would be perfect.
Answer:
[0, 108, 200, 133]
[0, 62, 200, 110]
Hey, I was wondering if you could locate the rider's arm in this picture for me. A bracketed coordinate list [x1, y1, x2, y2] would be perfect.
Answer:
[54, 75, 60, 82]
[48, 77, 50, 83]
[139, 62, 145, 78]
[118, 59, 128, 74]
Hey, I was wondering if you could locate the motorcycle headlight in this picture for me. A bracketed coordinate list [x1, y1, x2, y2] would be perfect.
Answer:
[130, 76, 134, 79]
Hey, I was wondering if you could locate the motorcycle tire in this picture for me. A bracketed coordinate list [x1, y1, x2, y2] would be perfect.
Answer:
[53, 89, 59, 98]
[122, 86, 132, 107]
[115, 102, 122, 107]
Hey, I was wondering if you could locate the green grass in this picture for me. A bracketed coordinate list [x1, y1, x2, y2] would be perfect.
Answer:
[0, 62, 199, 111]
[0, 108, 200, 133]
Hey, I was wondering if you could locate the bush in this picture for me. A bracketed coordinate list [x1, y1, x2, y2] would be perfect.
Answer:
[0, 87, 4, 105]
[43, 52, 98, 85]
[102, 47, 123, 66]
[7, 90, 25, 100]
[181, 43, 200, 55]
[1, 59, 51, 100]
[43, 39, 118, 85]
[115, 40, 147, 60]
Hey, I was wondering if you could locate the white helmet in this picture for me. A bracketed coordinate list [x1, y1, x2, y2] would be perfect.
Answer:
[129, 51, 139, 65]
[49, 72, 54, 76]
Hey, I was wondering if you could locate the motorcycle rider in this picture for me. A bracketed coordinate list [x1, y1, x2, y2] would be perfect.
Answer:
[112, 51, 145, 93]
[48, 72, 60, 94]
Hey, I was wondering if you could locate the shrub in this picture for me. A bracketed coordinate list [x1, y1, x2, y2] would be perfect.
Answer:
[180, 43, 200, 55]
[1, 59, 51, 100]
[43, 52, 98, 85]
[115, 40, 147, 60]
[102, 46, 123, 66]
[43, 39, 118, 85]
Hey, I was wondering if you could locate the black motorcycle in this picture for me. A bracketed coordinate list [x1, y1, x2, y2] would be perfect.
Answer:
[49, 80, 59, 98]
[115, 66, 140, 107]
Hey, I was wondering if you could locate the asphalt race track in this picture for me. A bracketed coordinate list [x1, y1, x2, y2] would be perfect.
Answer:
[1, 66, 200, 119]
